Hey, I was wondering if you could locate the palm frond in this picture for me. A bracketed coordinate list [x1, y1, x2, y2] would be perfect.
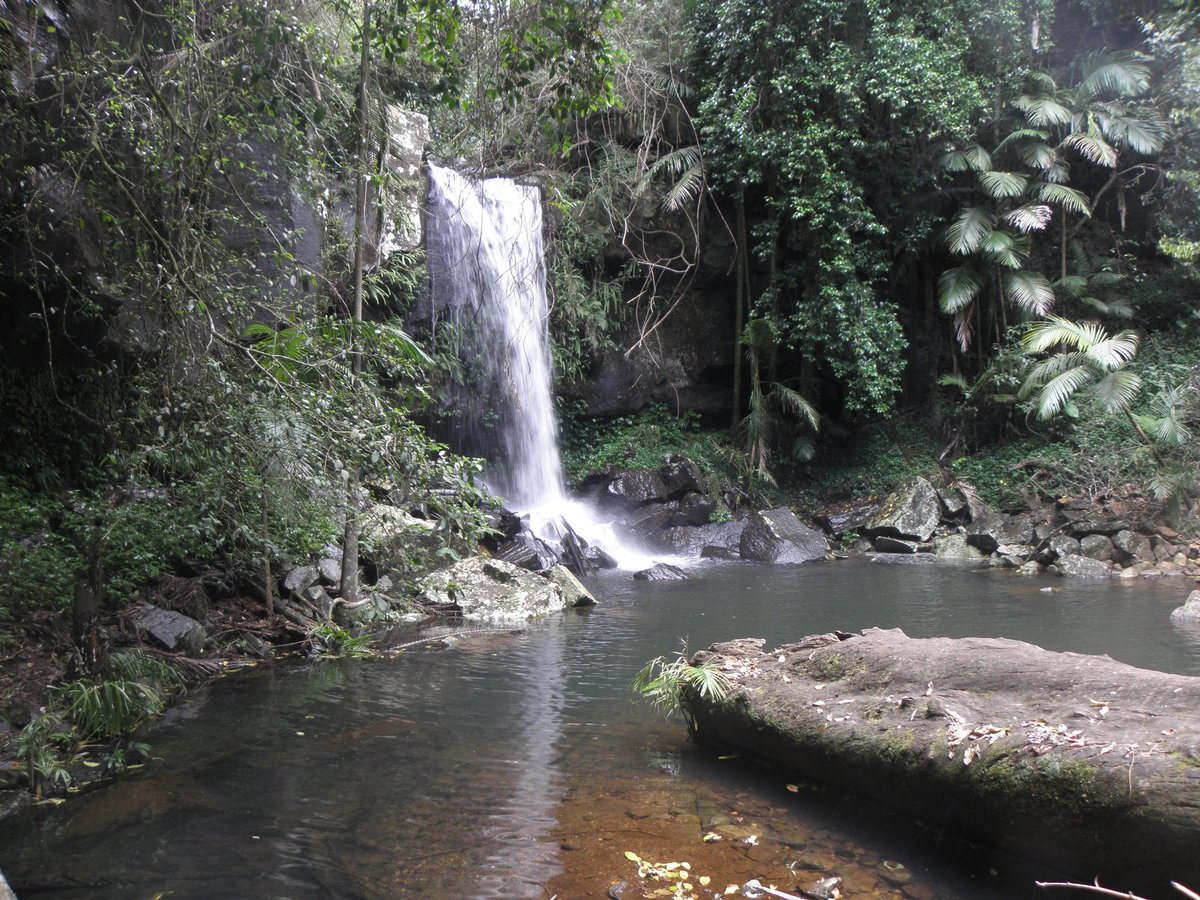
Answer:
[1083, 330, 1140, 370]
[1043, 157, 1071, 184]
[1062, 131, 1118, 167]
[1147, 468, 1195, 504]
[979, 229, 1023, 268]
[1013, 139, 1060, 171]
[994, 128, 1050, 156]
[1027, 71, 1058, 94]
[1003, 204, 1053, 233]
[937, 373, 971, 392]
[1089, 368, 1143, 412]
[1015, 93, 1073, 127]
[1002, 270, 1055, 314]
[1031, 365, 1094, 419]
[1054, 274, 1088, 298]
[1080, 295, 1135, 318]
[1075, 50, 1151, 100]
[945, 207, 994, 254]
[1033, 182, 1091, 215]
[979, 171, 1029, 199]
[953, 306, 975, 352]
[768, 383, 820, 431]
[941, 143, 992, 172]
[644, 146, 706, 212]
[1096, 108, 1168, 155]
[938, 265, 983, 314]
[1020, 352, 1090, 395]
[1022, 315, 1107, 353]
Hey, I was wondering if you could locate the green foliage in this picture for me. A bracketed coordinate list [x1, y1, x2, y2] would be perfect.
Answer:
[689, 0, 1038, 414]
[560, 405, 733, 486]
[0, 478, 79, 615]
[632, 648, 732, 731]
[309, 623, 373, 658]
[55, 651, 185, 742]
[947, 437, 1076, 509]
[545, 193, 626, 385]
[15, 713, 74, 798]
[55, 678, 165, 743]
[799, 423, 941, 504]
[938, 48, 1167, 353]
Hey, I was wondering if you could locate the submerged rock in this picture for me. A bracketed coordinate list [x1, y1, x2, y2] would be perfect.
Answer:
[633, 563, 688, 581]
[740, 508, 828, 565]
[418, 557, 566, 621]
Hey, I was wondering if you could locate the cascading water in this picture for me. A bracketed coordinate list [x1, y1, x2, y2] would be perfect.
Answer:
[425, 164, 663, 569]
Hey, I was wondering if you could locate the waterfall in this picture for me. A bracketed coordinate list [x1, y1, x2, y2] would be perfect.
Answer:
[425, 164, 563, 510]
[424, 165, 666, 570]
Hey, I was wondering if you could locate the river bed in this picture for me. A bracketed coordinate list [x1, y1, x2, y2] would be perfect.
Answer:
[1, 558, 1196, 898]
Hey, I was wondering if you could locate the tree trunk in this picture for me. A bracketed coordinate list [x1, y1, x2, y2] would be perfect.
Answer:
[731, 191, 748, 428]
[339, 0, 372, 606]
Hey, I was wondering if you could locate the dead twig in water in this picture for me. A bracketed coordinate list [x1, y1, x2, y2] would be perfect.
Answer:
[1036, 879, 1200, 899]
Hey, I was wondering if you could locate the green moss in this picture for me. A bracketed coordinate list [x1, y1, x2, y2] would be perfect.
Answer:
[970, 752, 1117, 818]
[800, 651, 866, 683]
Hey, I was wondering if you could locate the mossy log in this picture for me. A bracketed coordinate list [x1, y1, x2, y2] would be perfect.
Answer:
[683, 629, 1200, 888]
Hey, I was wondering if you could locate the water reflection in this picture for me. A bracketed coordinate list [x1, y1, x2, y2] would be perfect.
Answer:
[0, 559, 1194, 898]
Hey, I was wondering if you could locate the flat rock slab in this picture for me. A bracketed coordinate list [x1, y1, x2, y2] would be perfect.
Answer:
[130, 602, 207, 652]
[685, 628, 1200, 887]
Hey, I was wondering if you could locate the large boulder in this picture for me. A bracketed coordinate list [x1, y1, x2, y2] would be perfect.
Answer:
[1112, 529, 1153, 565]
[812, 501, 880, 536]
[544, 565, 596, 607]
[931, 532, 987, 560]
[1053, 554, 1112, 579]
[683, 629, 1200, 889]
[864, 477, 941, 543]
[360, 504, 444, 577]
[739, 508, 828, 565]
[418, 557, 566, 621]
[1080, 533, 1115, 561]
[660, 522, 745, 557]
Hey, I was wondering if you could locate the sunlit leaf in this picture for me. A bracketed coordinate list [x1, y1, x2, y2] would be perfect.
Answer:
[1003, 204, 1053, 233]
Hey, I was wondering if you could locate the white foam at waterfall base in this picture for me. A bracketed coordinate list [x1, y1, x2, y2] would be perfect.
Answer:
[426, 165, 680, 571]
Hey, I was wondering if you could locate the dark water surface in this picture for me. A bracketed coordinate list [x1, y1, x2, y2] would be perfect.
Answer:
[2, 558, 1196, 898]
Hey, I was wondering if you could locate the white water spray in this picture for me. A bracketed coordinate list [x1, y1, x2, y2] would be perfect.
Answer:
[425, 165, 667, 570]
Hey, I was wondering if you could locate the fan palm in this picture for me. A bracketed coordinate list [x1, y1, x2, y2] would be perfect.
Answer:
[938, 50, 1167, 352]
